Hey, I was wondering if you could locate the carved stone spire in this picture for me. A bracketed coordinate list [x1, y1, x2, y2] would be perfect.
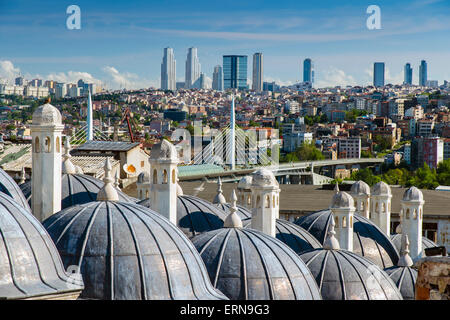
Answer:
[97, 158, 119, 201]
[213, 177, 226, 204]
[114, 169, 120, 189]
[323, 217, 340, 250]
[397, 234, 414, 267]
[62, 139, 76, 174]
[334, 182, 340, 193]
[19, 167, 26, 184]
[224, 190, 242, 228]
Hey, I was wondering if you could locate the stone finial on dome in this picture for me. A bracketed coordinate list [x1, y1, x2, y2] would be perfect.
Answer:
[149, 139, 178, 162]
[213, 177, 226, 204]
[237, 175, 253, 190]
[398, 234, 414, 267]
[97, 158, 119, 201]
[395, 223, 402, 234]
[19, 167, 26, 184]
[62, 139, 77, 174]
[114, 169, 120, 189]
[32, 103, 62, 126]
[224, 190, 243, 228]
[334, 182, 339, 193]
[323, 217, 340, 250]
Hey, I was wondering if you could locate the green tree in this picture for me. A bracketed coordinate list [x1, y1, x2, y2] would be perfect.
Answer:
[406, 163, 439, 189]
[436, 159, 450, 186]
[294, 142, 324, 161]
[349, 167, 381, 186]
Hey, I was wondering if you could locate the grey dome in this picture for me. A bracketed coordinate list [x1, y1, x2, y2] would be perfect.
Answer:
[42, 201, 227, 300]
[237, 176, 252, 190]
[251, 168, 279, 188]
[390, 233, 437, 254]
[402, 186, 424, 202]
[371, 181, 392, 196]
[0, 192, 83, 299]
[149, 139, 178, 161]
[384, 266, 417, 300]
[351, 180, 370, 196]
[242, 218, 323, 255]
[137, 172, 150, 184]
[32, 103, 62, 125]
[20, 173, 136, 210]
[299, 248, 402, 300]
[216, 203, 252, 220]
[295, 209, 400, 269]
[191, 227, 322, 300]
[331, 191, 354, 208]
[137, 195, 227, 238]
[0, 167, 31, 212]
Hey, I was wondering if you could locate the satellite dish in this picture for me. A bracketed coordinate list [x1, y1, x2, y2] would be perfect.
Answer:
[123, 163, 137, 176]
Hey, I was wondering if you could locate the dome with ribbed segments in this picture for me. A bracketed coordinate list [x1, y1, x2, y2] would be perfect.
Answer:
[0, 192, 83, 300]
[20, 173, 136, 210]
[299, 248, 402, 300]
[42, 201, 228, 300]
[251, 168, 279, 188]
[330, 191, 354, 208]
[237, 175, 253, 190]
[137, 195, 227, 238]
[242, 218, 323, 255]
[350, 180, 370, 196]
[0, 167, 31, 212]
[384, 266, 417, 300]
[191, 227, 322, 300]
[295, 210, 400, 269]
[402, 186, 424, 202]
[216, 203, 252, 220]
[390, 233, 437, 254]
[137, 171, 150, 184]
[32, 103, 62, 125]
[371, 181, 392, 196]
[149, 139, 178, 161]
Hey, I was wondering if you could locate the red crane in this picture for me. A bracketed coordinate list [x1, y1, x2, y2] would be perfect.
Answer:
[120, 107, 135, 142]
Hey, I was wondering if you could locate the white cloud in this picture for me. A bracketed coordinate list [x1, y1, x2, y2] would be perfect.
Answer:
[0, 60, 21, 83]
[102, 66, 154, 90]
[264, 76, 295, 87]
[46, 71, 102, 86]
[315, 67, 357, 88]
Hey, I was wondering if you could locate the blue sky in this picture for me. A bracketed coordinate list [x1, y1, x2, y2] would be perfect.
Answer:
[0, 0, 449, 89]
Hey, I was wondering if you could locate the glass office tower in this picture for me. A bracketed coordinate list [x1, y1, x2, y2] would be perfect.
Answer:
[223, 55, 248, 90]
[373, 62, 385, 87]
[404, 63, 413, 85]
[419, 60, 427, 87]
[303, 58, 314, 85]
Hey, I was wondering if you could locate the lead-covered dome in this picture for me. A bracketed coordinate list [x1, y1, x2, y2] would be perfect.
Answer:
[242, 218, 322, 255]
[20, 173, 136, 209]
[137, 195, 227, 238]
[0, 167, 31, 212]
[402, 186, 424, 202]
[351, 180, 370, 196]
[32, 103, 62, 125]
[390, 233, 437, 254]
[295, 209, 400, 268]
[299, 248, 403, 300]
[237, 175, 252, 190]
[384, 266, 417, 300]
[251, 168, 279, 188]
[216, 202, 252, 219]
[331, 191, 354, 208]
[43, 201, 227, 300]
[191, 227, 322, 300]
[372, 181, 392, 196]
[149, 139, 178, 161]
[0, 192, 83, 299]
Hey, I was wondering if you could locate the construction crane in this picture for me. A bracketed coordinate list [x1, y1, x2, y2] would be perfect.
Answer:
[120, 107, 135, 142]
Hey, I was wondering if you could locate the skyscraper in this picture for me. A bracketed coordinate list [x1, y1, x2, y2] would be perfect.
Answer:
[223, 55, 247, 90]
[161, 48, 176, 91]
[303, 58, 314, 85]
[185, 47, 201, 89]
[252, 53, 263, 92]
[404, 63, 413, 85]
[212, 65, 223, 91]
[373, 62, 385, 87]
[419, 60, 427, 87]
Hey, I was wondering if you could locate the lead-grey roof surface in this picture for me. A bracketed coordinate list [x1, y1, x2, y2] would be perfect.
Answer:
[299, 248, 403, 300]
[42, 201, 228, 300]
[0, 192, 83, 299]
[295, 209, 400, 269]
[242, 218, 323, 255]
[0, 167, 31, 212]
[137, 195, 227, 238]
[384, 266, 417, 300]
[75, 141, 140, 152]
[390, 233, 437, 254]
[216, 203, 252, 219]
[20, 173, 136, 209]
[191, 227, 322, 300]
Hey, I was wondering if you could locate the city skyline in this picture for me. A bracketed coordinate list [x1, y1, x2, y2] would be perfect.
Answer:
[0, 0, 449, 89]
